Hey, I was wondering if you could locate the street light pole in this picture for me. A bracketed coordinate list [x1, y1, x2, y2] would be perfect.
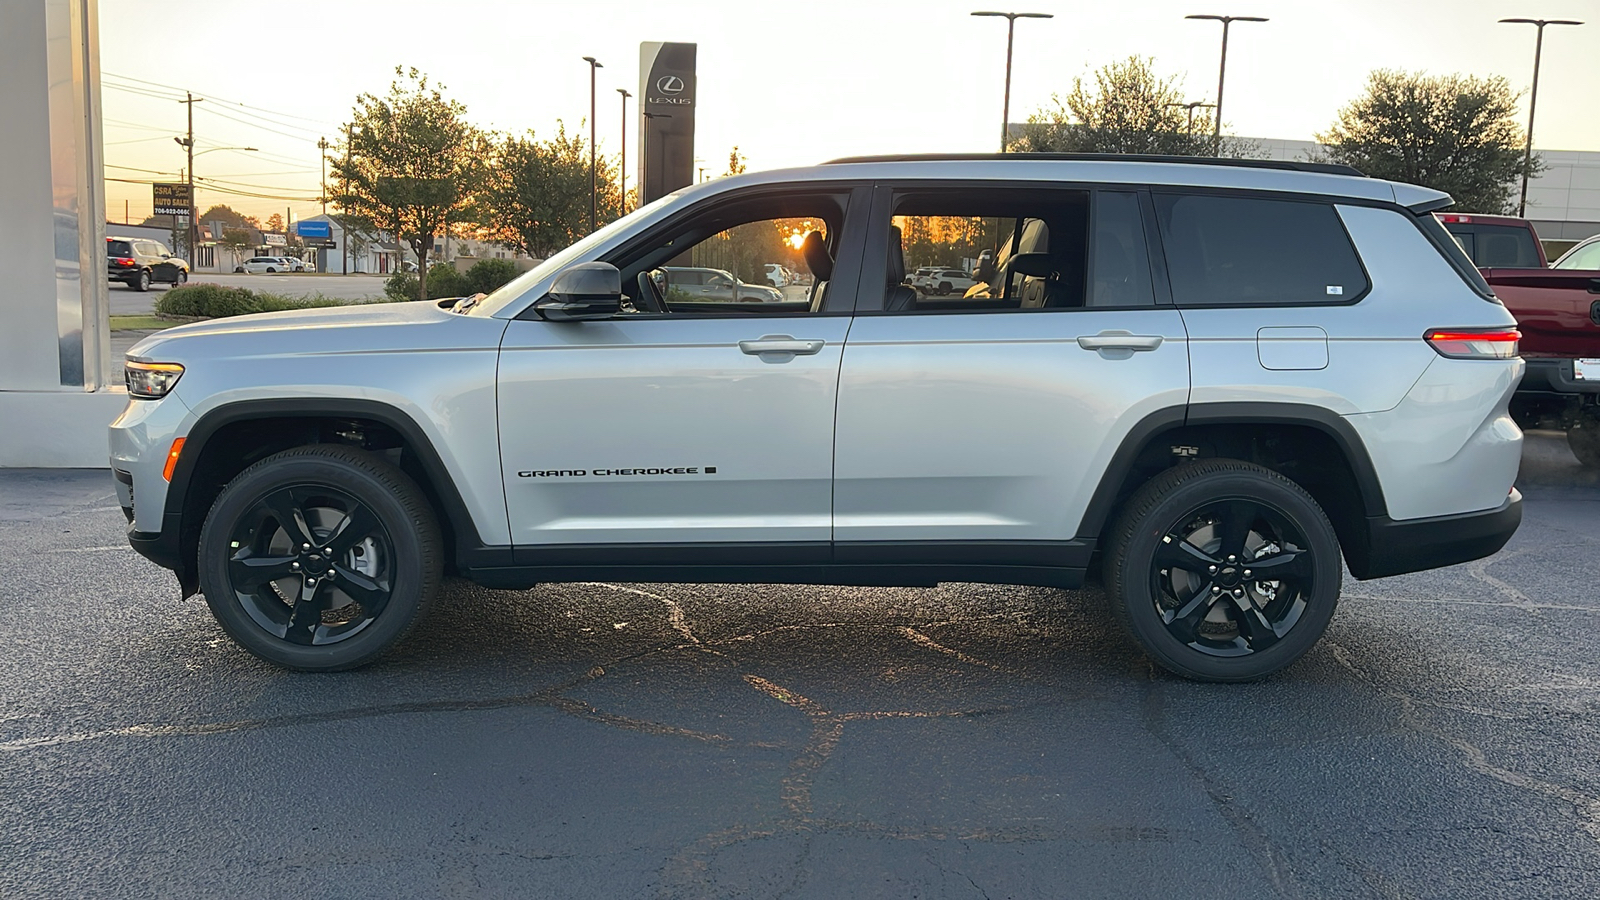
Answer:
[617, 88, 632, 213]
[317, 137, 329, 217]
[1185, 14, 1269, 154]
[583, 56, 603, 233]
[971, 11, 1053, 152]
[1499, 17, 1584, 217]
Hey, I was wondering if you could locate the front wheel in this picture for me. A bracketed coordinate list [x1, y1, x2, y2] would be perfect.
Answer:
[198, 445, 442, 671]
[1104, 459, 1342, 682]
[1569, 410, 1600, 468]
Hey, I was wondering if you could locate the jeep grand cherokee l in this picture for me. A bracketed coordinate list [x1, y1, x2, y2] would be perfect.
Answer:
[112, 154, 1524, 681]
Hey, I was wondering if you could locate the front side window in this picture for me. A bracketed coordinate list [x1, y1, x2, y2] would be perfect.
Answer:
[1155, 193, 1368, 306]
[613, 191, 850, 316]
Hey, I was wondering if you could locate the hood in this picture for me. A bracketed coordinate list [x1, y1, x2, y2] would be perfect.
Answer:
[127, 299, 500, 363]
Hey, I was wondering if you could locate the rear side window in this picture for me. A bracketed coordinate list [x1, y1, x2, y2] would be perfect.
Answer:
[1154, 194, 1369, 306]
[1448, 224, 1541, 268]
[1416, 214, 1496, 299]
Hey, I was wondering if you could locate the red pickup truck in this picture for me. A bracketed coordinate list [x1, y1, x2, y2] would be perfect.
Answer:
[1437, 214, 1600, 467]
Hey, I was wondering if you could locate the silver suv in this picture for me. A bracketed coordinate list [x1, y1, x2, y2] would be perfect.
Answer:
[112, 154, 1525, 680]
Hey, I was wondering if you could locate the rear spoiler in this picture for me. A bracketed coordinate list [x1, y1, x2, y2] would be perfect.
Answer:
[1392, 182, 1454, 214]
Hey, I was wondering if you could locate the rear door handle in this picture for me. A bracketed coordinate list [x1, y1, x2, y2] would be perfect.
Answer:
[739, 335, 825, 359]
[1077, 331, 1163, 352]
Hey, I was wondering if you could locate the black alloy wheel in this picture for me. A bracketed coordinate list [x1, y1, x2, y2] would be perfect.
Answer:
[198, 445, 441, 671]
[1105, 459, 1342, 682]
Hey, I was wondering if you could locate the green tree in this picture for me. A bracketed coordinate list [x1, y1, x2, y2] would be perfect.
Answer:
[330, 67, 490, 299]
[479, 122, 622, 259]
[1010, 56, 1228, 157]
[1317, 70, 1538, 214]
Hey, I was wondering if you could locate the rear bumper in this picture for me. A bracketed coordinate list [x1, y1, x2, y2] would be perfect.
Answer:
[1351, 489, 1522, 579]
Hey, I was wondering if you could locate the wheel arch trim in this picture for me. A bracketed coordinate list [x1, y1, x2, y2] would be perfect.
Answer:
[1074, 401, 1390, 542]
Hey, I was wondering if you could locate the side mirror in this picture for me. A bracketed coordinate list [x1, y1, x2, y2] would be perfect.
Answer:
[534, 262, 622, 321]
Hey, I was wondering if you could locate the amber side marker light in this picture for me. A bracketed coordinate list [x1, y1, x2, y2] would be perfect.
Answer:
[163, 437, 185, 482]
[1425, 328, 1521, 360]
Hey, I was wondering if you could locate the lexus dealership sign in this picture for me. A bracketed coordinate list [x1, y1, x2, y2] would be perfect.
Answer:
[638, 42, 696, 204]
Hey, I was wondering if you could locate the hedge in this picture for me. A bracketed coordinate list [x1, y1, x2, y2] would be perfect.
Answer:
[153, 284, 350, 319]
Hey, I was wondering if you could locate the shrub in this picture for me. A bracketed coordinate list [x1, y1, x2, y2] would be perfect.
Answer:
[154, 284, 356, 319]
[384, 271, 419, 302]
[464, 258, 519, 295]
[424, 263, 469, 300]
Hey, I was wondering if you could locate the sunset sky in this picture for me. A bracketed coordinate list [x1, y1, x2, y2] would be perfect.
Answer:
[99, 0, 1599, 225]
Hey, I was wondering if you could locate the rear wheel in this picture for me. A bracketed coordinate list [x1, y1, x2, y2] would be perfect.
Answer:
[1104, 459, 1342, 682]
[938, 281, 952, 294]
[198, 445, 442, 671]
[1569, 409, 1600, 468]
[134, 270, 150, 292]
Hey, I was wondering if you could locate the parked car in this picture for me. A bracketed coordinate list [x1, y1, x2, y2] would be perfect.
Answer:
[1552, 234, 1600, 271]
[106, 236, 188, 291]
[909, 266, 942, 291]
[926, 268, 976, 295]
[237, 256, 294, 274]
[114, 153, 1523, 681]
[1436, 213, 1600, 467]
[763, 263, 793, 287]
[658, 266, 783, 302]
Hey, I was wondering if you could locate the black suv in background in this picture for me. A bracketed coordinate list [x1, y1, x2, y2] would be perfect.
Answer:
[107, 236, 189, 291]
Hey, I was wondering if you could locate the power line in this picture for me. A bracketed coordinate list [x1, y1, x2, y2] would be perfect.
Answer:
[104, 72, 343, 128]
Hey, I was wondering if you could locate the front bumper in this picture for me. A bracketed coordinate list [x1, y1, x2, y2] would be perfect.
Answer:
[1351, 489, 1523, 580]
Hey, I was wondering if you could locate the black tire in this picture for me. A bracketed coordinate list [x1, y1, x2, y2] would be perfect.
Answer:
[134, 270, 150, 292]
[1104, 459, 1342, 682]
[938, 281, 952, 294]
[176, 271, 188, 286]
[1569, 411, 1600, 469]
[266, 267, 277, 273]
[198, 444, 442, 671]
[235, 266, 245, 273]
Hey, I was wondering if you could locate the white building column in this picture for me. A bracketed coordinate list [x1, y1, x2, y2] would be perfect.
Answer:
[0, 0, 125, 467]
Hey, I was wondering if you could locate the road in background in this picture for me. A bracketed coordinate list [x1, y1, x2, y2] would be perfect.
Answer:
[1, 435, 1596, 898]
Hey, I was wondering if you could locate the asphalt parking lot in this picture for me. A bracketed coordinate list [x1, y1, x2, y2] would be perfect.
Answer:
[1, 433, 1597, 899]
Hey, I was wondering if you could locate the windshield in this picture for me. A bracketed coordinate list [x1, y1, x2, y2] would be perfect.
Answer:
[471, 190, 686, 316]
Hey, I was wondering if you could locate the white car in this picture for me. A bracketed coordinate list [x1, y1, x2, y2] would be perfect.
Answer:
[763, 263, 792, 287]
[925, 268, 976, 295]
[908, 266, 942, 291]
[238, 256, 300, 274]
[113, 153, 1524, 680]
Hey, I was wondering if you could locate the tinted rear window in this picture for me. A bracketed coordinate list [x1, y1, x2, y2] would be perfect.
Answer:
[107, 240, 132, 256]
[1154, 194, 1369, 306]
[1448, 224, 1541, 268]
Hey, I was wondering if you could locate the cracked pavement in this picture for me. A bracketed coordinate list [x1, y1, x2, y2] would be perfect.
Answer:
[2, 433, 1598, 899]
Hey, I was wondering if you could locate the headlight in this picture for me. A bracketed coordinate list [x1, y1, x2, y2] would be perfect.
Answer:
[125, 361, 184, 399]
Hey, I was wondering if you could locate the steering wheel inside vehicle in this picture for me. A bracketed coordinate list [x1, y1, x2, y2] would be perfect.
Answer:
[634, 271, 669, 314]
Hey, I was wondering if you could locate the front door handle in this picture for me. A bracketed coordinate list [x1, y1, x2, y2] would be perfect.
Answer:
[1077, 331, 1164, 352]
[739, 335, 825, 359]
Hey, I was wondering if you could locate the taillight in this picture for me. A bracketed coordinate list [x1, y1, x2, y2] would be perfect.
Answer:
[113, 257, 136, 267]
[1425, 328, 1520, 359]
[1438, 214, 1471, 224]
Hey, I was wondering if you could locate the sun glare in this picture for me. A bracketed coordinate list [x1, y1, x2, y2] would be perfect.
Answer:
[786, 230, 808, 250]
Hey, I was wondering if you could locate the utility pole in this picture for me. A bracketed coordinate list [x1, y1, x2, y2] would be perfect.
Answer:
[1166, 101, 1217, 138]
[343, 123, 353, 275]
[583, 56, 603, 233]
[617, 88, 632, 213]
[971, 11, 1053, 152]
[317, 136, 329, 217]
[1499, 17, 1584, 217]
[1186, 14, 1269, 155]
[177, 91, 202, 259]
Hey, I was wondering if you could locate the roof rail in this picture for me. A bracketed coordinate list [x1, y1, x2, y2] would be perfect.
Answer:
[821, 152, 1365, 178]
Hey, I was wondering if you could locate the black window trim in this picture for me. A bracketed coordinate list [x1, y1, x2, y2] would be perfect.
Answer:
[1149, 186, 1375, 309]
